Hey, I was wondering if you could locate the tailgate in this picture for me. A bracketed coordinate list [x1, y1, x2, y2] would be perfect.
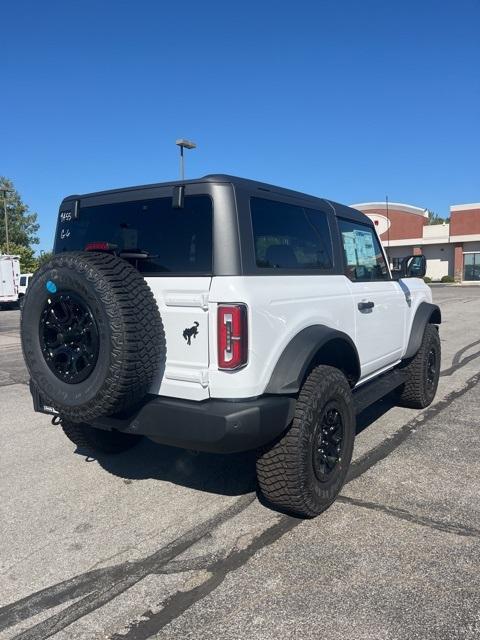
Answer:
[146, 277, 212, 401]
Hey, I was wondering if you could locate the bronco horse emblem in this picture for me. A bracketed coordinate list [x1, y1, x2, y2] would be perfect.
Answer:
[183, 321, 199, 345]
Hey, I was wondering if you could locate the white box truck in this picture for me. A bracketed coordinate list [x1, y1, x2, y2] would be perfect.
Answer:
[0, 255, 20, 308]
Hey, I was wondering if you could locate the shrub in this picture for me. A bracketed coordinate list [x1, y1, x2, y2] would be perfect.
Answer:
[441, 275, 455, 283]
[423, 276, 432, 283]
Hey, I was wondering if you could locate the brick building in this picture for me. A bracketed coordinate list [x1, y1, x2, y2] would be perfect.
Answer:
[350, 201, 480, 282]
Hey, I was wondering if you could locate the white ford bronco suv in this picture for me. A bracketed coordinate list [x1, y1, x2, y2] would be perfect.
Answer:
[21, 175, 441, 517]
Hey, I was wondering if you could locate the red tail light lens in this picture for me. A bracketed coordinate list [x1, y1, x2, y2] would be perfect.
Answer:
[85, 241, 116, 252]
[217, 304, 248, 370]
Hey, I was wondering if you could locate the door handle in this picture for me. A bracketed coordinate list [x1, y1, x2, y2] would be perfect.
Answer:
[358, 301, 374, 311]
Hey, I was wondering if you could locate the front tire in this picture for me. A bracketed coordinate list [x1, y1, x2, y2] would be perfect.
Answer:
[256, 365, 355, 518]
[397, 323, 441, 409]
[61, 420, 142, 454]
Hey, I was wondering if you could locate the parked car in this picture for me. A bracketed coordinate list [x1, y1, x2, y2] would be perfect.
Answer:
[18, 273, 33, 309]
[0, 255, 20, 309]
[21, 175, 441, 517]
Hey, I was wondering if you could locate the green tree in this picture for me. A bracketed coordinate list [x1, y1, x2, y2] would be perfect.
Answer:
[37, 251, 53, 268]
[0, 242, 38, 273]
[427, 209, 449, 225]
[0, 177, 40, 248]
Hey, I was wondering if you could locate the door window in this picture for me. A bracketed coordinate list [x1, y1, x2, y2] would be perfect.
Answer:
[250, 197, 333, 271]
[338, 219, 389, 282]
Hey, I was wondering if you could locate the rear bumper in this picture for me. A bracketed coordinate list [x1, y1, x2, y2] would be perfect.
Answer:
[31, 385, 296, 454]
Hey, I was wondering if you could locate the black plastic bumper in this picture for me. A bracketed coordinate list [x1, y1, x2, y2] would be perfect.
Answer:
[31, 384, 296, 454]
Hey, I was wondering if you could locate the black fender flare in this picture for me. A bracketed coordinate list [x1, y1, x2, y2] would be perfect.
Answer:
[404, 302, 441, 360]
[265, 325, 361, 395]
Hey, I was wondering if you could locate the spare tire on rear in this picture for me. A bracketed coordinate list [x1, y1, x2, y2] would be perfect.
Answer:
[21, 251, 165, 423]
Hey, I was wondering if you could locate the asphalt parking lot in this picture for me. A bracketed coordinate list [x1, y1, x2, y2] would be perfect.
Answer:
[1, 285, 479, 640]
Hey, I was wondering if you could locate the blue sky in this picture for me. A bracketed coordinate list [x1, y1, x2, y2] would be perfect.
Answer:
[2, 0, 480, 252]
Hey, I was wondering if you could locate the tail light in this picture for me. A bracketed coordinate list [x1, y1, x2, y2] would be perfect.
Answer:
[217, 304, 248, 370]
[85, 242, 116, 252]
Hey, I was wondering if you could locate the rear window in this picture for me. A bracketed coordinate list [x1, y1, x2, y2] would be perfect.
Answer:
[20, 276, 27, 286]
[55, 195, 213, 275]
[250, 197, 333, 270]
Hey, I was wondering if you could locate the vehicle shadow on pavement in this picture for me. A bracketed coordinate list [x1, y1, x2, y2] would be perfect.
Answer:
[356, 393, 398, 435]
[78, 440, 257, 497]
[74, 394, 399, 498]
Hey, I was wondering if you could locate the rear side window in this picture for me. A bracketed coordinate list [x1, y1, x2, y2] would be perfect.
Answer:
[338, 219, 389, 281]
[250, 197, 333, 270]
[55, 196, 213, 275]
[20, 276, 27, 286]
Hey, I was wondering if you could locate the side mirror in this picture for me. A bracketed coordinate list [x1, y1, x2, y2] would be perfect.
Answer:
[392, 255, 426, 279]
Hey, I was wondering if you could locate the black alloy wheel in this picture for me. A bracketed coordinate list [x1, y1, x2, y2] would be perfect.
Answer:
[39, 292, 99, 384]
[426, 347, 437, 389]
[312, 403, 345, 482]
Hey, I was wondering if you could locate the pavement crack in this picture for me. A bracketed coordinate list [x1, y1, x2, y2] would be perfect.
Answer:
[4, 364, 480, 639]
[337, 496, 480, 539]
[109, 515, 299, 640]
[440, 339, 480, 377]
[348, 371, 480, 482]
[0, 494, 255, 639]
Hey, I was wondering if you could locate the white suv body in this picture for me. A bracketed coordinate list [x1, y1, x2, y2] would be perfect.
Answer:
[24, 175, 441, 517]
[145, 273, 431, 402]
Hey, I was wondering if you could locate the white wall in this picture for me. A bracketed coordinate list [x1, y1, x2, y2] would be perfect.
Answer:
[422, 244, 454, 280]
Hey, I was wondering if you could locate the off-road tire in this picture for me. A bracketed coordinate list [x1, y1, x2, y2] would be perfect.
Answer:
[61, 420, 141, 454]
[21, 252, 165, 422]
[397, 323, 440, 409]
[256, 365, 355, 518]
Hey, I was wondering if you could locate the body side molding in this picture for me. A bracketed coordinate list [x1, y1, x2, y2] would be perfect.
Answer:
[265, 325, 361, 395]
[404, 301, 441, 360]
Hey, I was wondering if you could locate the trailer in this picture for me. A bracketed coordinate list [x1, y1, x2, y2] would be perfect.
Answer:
[0, 255, 20, 308]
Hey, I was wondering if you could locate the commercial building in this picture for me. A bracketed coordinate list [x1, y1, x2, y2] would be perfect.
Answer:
[351, 201, 480, 282]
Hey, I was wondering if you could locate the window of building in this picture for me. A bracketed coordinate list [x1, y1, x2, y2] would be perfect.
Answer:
[250, 197, 333, 270]
[464, 253, 480, 281]
[338, 219, 389, 281]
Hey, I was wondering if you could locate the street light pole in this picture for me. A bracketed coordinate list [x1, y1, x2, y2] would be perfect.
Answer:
[1, 189, 11, 254]
[175, 139, 197, 180]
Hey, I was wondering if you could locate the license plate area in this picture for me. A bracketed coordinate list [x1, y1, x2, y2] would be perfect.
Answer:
[29, 381, 59, 415]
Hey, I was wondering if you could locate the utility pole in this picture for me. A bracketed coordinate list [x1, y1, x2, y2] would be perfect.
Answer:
[1, 188, 12, 254]
[175, 139, 197, 180]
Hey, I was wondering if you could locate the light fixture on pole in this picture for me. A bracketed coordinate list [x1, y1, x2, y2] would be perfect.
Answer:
[1, 188, 12, 254]
[175, 139, 196, 180]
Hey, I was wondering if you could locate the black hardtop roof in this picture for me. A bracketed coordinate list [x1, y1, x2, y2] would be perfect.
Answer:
[64, 174, 368, 223]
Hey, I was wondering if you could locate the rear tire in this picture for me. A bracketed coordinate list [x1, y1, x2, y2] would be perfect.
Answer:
[256, 365, 355, 518]
[61, 420, 142, 454]
[397, 324, 440, 409]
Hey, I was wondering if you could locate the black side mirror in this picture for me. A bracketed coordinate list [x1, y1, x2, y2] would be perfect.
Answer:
[392, 255, 426, 279]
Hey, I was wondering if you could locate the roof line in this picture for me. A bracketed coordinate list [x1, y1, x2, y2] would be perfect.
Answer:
[350, 202, 428, 217]
[450, 203, 480, 212]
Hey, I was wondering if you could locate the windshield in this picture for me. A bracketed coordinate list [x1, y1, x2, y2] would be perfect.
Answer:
[55, 195, 213, 275]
